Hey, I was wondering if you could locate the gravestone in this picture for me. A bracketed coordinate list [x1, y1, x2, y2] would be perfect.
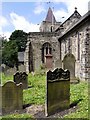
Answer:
[45, 68, 70, 116]
[3, 66, 17, 76]
[14, 72, 28, 89]
[1, 81, 23, 115]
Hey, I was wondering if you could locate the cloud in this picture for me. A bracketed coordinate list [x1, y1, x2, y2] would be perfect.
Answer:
[0, 16, 9, 27]
[54, 9, 68, 22]
[53, 0, 89, 22]
[34, 2, 46, 14]
[34, 0, 89, 22]
[1, 0, 89, 39]
[0, 12, 40, 39]
[0, 16, 10, 39]
[3, 32, 11, 39]
[0, 31, 11, 40]
[10, 12, 40, 32]
[65, 0, 89, 15]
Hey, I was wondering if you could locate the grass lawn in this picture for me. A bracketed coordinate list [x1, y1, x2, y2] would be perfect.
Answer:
[1, 72, 88, 119]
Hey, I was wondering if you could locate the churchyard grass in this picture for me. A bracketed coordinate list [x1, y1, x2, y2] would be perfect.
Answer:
[64, 81, 88, 118]
[23, 73, 46, 105]
[2, 113, 33, 119]
[1, 72, 88, 119]
[1, 73, 13, 85]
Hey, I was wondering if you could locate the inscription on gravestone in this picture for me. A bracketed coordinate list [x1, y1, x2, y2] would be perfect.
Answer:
[14, 72, 28, 89]
[45, 68, 70, 116]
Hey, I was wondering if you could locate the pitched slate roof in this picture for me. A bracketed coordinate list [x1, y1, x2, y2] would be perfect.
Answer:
[45, 7, 56, 23]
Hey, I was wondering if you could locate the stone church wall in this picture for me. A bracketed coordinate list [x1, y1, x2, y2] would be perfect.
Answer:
[25, 32, 60, 73]
[60, 21, 90, 80]
[24, 9, 90, 81]
[59, 9, 81, 34]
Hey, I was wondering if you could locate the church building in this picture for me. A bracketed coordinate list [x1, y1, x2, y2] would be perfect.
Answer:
[24, 7, 90, 81]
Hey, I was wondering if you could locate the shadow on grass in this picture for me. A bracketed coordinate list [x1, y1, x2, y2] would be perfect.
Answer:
[23, 104, 32, 109]
[34, 99, 83, 118]
[70, 98, 83, 108]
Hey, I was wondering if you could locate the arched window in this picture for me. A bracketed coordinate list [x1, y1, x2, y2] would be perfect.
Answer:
[42, 42, 52, 63]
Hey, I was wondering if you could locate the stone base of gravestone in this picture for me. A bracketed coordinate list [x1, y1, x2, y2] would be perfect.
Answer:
[70, 76, 79, 84]
[14, 72, 28, 89]
[1, 81, 23, 115]
[45, 68, 70, 116]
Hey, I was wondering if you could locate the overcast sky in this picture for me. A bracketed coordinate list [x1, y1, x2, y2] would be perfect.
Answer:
[0, 0, 89, 39]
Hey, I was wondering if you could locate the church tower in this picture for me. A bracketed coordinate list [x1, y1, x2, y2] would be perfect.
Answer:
[40, 7, 61, 32]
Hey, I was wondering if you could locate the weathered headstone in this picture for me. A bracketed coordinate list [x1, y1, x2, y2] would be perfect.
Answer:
[1, 81, 23, 115]
[14, 72, 28, 89]
[3, 66, 17, 76]
[45, 68, 70, 116]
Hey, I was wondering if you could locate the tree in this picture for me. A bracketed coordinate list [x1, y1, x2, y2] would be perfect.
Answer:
[2, 40, 18, 70]
[9, 30, 27, 52]
[2, 30, 27, 70]
[0, 35, 8, 49]
[0, 35, 7, 66]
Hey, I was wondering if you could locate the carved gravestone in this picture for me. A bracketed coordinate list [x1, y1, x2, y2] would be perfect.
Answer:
[14, 72, 28, 89]
[45, 68, 70, 116]
[1, 81, 23, 115]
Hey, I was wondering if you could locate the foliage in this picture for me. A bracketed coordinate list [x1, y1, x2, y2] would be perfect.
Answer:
[40, 63, 46, 70]
[1, 38, 7, 48]
[35, 64, 46, 76]
[2, 40, 18, 69]
[0, 35, 7, 66]
[0, 34, 7, 45]
[9, 30, 27, 52]
[2, 30, 27, 69]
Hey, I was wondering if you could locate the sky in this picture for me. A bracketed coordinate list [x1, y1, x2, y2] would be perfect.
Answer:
[0, 0, 90, 39]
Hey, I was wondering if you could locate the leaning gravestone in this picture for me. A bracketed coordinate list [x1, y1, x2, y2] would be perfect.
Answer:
[1, 81, 23, 115]
[45, 68, 70, 116]
[14, 72, 28, 89]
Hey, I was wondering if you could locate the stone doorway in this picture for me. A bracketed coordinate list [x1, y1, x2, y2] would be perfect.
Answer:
[63, 54, 76, 80]
[45, 54, 53, 70]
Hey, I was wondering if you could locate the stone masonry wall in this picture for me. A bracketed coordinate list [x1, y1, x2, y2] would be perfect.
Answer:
[60, 22, 90, 80]
[59, 10, 81, 34]
[40, 21, 60, 32]
[24, 11, 90, 81]
[25, 32, 60, 72]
